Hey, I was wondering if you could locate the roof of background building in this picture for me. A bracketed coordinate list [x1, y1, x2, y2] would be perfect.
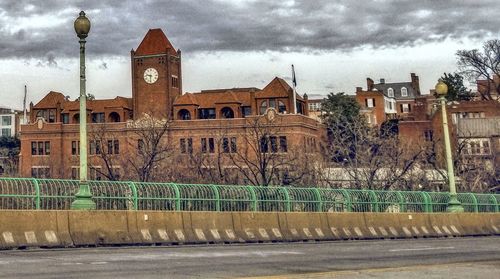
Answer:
[134, 28, 178, 56]
[373, 82, 418, 99]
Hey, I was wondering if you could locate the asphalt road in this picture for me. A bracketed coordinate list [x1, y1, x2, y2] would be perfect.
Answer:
[0, 237, 499, 279]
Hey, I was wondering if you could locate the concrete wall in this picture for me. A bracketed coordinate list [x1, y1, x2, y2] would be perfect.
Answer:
[0, 211, 498, 249]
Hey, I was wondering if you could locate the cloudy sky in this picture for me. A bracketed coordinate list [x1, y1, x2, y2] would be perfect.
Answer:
[1, 0, 499, 109]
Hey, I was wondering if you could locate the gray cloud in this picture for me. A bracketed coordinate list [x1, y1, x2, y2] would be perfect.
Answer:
[0, 0, 499, 60]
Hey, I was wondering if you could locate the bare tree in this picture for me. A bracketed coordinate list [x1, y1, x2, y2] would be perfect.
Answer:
[88, 124, 122, 181]
[457, 39, 500, 100]
[125, 114, 174, 182]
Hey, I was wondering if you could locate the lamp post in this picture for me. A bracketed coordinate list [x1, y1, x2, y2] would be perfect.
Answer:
[71, 11, 96, 210]
[435, 80, 464, 213]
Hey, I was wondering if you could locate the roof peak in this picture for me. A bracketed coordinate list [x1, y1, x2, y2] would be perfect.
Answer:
[134, 28, 177, 56]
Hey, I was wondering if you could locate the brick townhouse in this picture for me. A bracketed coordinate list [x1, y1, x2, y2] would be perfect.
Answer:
[19, 28, 324, 180]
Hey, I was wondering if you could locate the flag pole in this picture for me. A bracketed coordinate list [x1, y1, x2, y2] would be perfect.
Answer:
[292, 64, 297, 114]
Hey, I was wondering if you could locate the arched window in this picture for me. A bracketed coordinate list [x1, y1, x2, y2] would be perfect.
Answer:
[259, 100, 268, 115]
[220, 107, 234, 119]
[401, 87, 408, 97]
[178, 109, 191, 120]
[108, 112, 121, 122]
[278, 101, 286, 113]
[387, 88, 394, 97]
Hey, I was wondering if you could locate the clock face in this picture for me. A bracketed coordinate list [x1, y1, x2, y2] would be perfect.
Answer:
[143, 68, 159, 84]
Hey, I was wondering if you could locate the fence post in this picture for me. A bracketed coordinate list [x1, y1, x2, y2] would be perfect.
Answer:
[171, 183, 181, 211]
[246, 186, 257, 212]
[281, 187, 291, 212]
[32, 178, 41, 210]
[210, 184, 221, 212]
[422, 191, 432, 213]
[340, 189, 352, 212]
[313, 188, 323, 212]
[469, 193, 479, 213]
[127, 181, 138, 210]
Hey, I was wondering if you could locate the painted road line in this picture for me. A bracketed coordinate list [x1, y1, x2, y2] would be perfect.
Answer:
[389, 246, 455, 252]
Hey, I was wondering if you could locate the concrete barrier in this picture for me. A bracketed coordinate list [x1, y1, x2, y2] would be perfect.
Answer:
[135, 211, 195, 244]
[0, 210, 72, 249]
[396, 213, 433, 238]
[427, 213, 464, 237]
[483, 213, 500, 235]
[325, 212, 372, 240]
[455, 213, 493, 236]
[232, 212, 283, 242]
[190, 212, 236, 243]
[68, 211, 133, 246]
[363, 213, 404, 239]
[278, 212, 332, 241]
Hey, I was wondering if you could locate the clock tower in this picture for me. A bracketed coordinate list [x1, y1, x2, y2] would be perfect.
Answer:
[131, 28, 182, 120]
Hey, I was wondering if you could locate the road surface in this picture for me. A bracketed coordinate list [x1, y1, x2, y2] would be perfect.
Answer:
[0, 237, 498, 278]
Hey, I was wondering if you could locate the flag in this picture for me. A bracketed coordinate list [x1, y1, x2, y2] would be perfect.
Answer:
[291, 64, 297, 87]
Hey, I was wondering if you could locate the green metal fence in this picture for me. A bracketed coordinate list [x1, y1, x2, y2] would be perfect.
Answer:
[0, 178, 498, 212]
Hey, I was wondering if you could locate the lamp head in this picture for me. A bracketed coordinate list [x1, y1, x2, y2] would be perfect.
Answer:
[435, 80, 448, 96]
[74, 11, 91, 39]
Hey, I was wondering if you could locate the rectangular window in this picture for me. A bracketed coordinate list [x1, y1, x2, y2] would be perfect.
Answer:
[270, 136, 278, 153]
[223, 137, 230, 153]
[31, 142, 37, 155]
[62, 113, 69, 124]
[89, 141, 95, 155]
[208, 138, 215, 153]
[483, 140, 490, 154]
[198, 108, 216, 119]
[201, 137, 215, 154]
[201, 138, 207, 153]
[260, 137, 268, 153]
[48, 110, 56, 123]
[401, 103, 411, 113]
[1, 116, 11, 125]
[187, 138, 193, 154]
[279, 136, 288, 153]
[92, 113, 105, 123]
[230, 137, 237, 153]
[107, 140, 113, 154]
[72, 141, 80, 155]
[114, 140, 119, 154]
[44, 141, 51, 155]
[37, 142, 44, 155]
[424, 130, 433, 142]
[366, 98, 374, 108]
[71, 167, 79, 180]
[171, 75, 179, 88]
[90, 167, 102, 181]
[31, 167, 50, 178]
[269, 98, 276, 108]
[241, 106, 252, 117]
[1, 128, 11, 137]
[180, 138, 186, 153]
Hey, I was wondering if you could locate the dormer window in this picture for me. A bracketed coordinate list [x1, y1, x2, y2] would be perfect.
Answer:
[401, 87, 408, 97]
[387, 88, 394, 97]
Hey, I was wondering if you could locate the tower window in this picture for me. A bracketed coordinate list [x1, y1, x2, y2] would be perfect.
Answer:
[172, 75, 179, 88]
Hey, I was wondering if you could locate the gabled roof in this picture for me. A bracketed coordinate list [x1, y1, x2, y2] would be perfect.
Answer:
[215, 91, 241, 104]
[61, 97, 132, 113]
[134, 28, 177, 56]
[174, 93, 199, 106]
[257, 77, 303, 100]
[33, 91, 66, 109]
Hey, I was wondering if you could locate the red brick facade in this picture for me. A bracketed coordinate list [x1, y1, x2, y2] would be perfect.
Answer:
[19, 29, 322, 181]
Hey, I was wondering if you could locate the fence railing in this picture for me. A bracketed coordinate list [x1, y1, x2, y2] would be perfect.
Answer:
[0, 178, 498, 212]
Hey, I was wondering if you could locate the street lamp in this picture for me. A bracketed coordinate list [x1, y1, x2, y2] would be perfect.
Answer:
[71, 11, 96, 210]
[435, 80, 464, 213]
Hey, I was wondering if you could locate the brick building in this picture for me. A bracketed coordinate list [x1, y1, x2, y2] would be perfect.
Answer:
[19, 28, 323, 183]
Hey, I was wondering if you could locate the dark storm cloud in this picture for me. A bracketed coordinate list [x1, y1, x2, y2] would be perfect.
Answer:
[0, 0, 499, 59]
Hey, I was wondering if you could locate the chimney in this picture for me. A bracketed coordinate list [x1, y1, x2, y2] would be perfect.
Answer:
[411, 73, 421, 95]
[367, 78, 374, 91]
[379, 78, 385, 84]
[356, 87, 363, 92]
